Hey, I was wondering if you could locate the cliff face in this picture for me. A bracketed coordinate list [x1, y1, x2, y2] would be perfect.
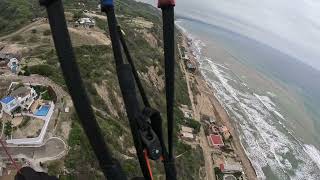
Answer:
[0, 0, 205, 179]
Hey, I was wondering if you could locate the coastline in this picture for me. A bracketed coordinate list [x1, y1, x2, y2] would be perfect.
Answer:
[179, 32, 258, 180]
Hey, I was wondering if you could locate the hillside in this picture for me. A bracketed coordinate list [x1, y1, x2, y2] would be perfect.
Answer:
[0, 0, 205, 180]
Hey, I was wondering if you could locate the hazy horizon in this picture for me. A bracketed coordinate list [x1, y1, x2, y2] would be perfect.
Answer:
[140, 0, 320, 71]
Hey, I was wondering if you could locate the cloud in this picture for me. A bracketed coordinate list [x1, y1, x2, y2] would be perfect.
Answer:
[140, 0, 320, 70]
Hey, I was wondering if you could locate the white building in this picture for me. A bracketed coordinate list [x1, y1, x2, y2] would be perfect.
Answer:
[75, 18, 95, 28]
[0, 96, 18, 114]
[181, 132, 194, 140]
[181, 126, 194, 133]
[0, 86, 37, 115]
[7, 58, 19, 73]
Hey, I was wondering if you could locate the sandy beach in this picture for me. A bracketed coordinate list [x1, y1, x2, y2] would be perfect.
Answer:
[179, 34, 257, 180]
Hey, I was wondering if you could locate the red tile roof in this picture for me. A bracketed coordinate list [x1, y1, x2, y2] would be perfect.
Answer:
[210, 134, 224, 145]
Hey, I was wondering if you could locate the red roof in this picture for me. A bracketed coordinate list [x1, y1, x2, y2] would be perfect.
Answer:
[220, 164, 224, 171]
[210, 134, 224, 145]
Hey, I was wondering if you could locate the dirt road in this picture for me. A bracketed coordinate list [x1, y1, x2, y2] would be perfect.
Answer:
[0, 20, 44, 41]
[179, 58, 215, 180]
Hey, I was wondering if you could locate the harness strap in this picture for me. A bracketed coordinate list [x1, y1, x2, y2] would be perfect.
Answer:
[159, 1, 176, 161]
[39, 0, 126, 179]
[117, 25, 151, 107]
[102, 3, 153, 180]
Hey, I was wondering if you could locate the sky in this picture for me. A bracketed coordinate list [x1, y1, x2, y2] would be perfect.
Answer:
[140, 0, 320, 71]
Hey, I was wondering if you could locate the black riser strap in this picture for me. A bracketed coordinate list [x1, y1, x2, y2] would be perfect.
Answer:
[162, 6, 175, 160]
[117, 26, 151, 108]
[104, 7, 152, 180]
[40, 0, 126, 179]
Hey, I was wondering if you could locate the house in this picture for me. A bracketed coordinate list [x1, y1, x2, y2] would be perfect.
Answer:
[209, 117, 216, 124]
[10, 86, 38, 111]
[208, 134, 224, 148]
[181, 126, 194, 133]
[7, 58, 19, 73]
[182, 109, 192, 118]
[0, 96, 18, 114]
[220, 161, 243, 174]
[75, 18, 95, 28]
[1, 86, 38, 115]
[219, 126, 231, 140]
[181, 132, 194, 140]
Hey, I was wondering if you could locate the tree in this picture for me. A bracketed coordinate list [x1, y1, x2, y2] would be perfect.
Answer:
[73, 10, 84, 20]
[4, 121, 13, 137]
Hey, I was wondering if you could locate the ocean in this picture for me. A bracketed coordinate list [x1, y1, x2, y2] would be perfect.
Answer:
[139, 0, 320, 179]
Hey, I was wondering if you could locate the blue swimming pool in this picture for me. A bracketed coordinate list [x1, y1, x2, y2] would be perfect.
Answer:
[35, 105, 50, 116]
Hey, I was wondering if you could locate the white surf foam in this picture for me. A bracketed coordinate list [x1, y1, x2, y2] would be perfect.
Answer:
[303, 144, 320, 170]
[178, 20, 320, 179]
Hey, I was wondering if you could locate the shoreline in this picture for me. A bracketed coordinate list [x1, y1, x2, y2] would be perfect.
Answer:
[179, 32, 258, 180]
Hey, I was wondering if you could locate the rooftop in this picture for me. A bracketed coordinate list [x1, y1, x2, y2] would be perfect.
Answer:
[181, 132, 194, 139]
[10, 86, 31, 98]
[181, 126, 194, 133]
[209, 134, 224, 145]
[0, 96, 15, 104]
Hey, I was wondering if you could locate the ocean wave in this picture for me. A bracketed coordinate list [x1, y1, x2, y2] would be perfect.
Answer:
[303, 144, 320, 170]
[180, 22, 320, 179]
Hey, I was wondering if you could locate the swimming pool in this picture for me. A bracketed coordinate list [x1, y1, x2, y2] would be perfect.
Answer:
[35, 105, 50, 116]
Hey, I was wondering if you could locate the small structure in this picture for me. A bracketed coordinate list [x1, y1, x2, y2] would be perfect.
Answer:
[181, 132, 194, 140]
[181, 126, 194, 133]
[210, 125, 220, 134]
[219, 126, 231, 140]
[10, 86, 37, 111]
[186, 62, 196, 72]
[182, 109, 192, 119]
[183, 54, 189, 61]
[208, 134, 224, 148]
[220, 161, 243, 174]
[209, 117, 216, 124]
[180, 125, 195, 141]
[0, 96, 17, 114]
[75, 18, 95, 28]
[7, 58, 20, 74]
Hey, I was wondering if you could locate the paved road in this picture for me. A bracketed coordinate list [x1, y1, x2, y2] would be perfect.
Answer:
[0, 137, 66, 160]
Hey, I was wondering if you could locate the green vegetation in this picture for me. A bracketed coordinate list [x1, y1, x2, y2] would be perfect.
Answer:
[4, 121, 13, 137]
[43, 29, 51, 36]
[18, 116, 31, 128]
[3, 0, 204, 179]
[0, 0, 44, 36]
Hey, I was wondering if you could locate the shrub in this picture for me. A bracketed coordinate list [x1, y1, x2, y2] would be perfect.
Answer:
[43, 29, 51, 36]
[28, 64, 55, 77]
[11, 35, 23, 42]
[31, 29, 37, 34]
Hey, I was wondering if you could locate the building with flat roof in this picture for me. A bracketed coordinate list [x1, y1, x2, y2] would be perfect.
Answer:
[181, 132, 194, 140]
[219, 126, 231, 140]
[208, 134, 224, 148]
[181, 126, 194, 133]
[220, 161, 243, 174]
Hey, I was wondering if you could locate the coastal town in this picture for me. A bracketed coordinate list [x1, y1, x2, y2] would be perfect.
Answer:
[177, 35, 257, 180]
[0, 2, 257, 179]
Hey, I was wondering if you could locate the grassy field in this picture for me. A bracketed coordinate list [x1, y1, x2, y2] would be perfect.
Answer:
[1, 0, 204, 179]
